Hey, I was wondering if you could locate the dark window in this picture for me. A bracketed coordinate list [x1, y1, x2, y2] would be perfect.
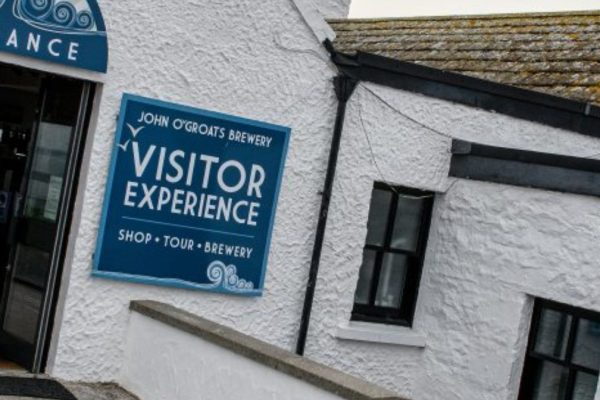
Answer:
[519, 300, 600, 400]
[351, 183, 434, 326]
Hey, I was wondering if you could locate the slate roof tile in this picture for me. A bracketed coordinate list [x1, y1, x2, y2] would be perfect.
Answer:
[328, 11, 600, 105]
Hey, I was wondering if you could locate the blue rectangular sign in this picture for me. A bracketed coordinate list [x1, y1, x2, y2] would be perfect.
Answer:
[0, 0, 108, 73]
[93, 94, 291, 296]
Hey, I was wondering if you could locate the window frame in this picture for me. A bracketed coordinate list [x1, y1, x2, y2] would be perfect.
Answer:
[519, 299, 600, 400]
[351, 182, 434, 327]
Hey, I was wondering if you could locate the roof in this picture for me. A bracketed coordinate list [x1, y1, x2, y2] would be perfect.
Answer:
[328, 11, 600, 106]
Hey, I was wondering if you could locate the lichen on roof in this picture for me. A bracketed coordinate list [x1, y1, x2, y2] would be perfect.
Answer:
[328, 11, 600, 106]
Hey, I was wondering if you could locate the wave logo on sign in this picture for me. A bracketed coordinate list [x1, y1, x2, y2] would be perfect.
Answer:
[161, 261, 257, 294]
[12, 0, 105, 35]
[205, 261, 255, 293]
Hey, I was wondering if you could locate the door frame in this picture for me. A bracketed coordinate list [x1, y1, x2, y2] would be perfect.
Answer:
[0, 61, 97, 373]
[42, 80, 103, 377]
[32, 81, 95, 373]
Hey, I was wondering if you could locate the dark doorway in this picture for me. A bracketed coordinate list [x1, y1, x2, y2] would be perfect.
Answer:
[0, 63, 93, 373]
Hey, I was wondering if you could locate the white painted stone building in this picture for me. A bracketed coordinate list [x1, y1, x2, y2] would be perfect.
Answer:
[1, 0, 600, 399]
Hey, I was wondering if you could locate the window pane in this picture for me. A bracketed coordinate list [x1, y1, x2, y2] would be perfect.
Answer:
[374, 253, 408, 308]
[531, 361, 569, 400]
[365, 189, 392, 246]
[354, 250, 377, 305]
[13, 243, 50, 288]
[24, 122, 71, 222]
[573, 319, 600, 371]
[534, 308, 572, 360]
[390, 195, 425, 252]
[3, 282, 42, 344]
[573, 372, 598, 400]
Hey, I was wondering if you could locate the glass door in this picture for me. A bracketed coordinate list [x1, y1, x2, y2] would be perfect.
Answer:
[0, 74, 91, 372]
[0, 149, 27, 320]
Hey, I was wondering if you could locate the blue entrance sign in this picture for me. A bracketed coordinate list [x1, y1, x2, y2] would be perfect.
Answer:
[93, 94, 291, 296]
[0, 0, 108, 72]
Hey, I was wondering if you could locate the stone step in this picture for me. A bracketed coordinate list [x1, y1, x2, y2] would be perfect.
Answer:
[63, 382, 139, 400]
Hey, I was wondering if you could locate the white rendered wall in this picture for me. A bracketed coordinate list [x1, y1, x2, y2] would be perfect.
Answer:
[50, 0, 347, 382]
[304, 82, 600, 400]
[314, 0, 351, 18]
[44, 1, 600, 399]
[121, 313, 346, 400]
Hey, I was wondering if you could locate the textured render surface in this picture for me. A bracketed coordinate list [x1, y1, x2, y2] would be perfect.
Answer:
[125, 302, 405, 400]
[315, 0, 351, 19]
[304, 81, 600, 400]
[51, 0, 342, 382]
[47, 1, 600, 400]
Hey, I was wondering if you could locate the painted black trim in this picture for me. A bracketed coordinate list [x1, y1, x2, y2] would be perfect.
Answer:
[295, 74, 358, 356]
[326, 44, 600, 138]
[449, 139, 600, 197]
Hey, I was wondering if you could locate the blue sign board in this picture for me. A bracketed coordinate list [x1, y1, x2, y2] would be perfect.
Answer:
[93, 94, 291, 296]
[0, 0, 108, 72]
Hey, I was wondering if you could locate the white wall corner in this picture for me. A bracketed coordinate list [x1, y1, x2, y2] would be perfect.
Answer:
[290, 0, 337, 43]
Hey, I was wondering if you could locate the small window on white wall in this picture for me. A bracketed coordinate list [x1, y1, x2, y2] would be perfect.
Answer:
[519, 299, 600, 400]
[352, 183, 434, 326]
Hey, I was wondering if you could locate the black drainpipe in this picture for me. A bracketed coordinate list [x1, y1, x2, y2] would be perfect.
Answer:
[295, 72, 357, 356]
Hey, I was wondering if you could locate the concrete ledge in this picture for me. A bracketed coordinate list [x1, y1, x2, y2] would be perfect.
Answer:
[336, 322, 426, 348]
[130, 300, 407, 400]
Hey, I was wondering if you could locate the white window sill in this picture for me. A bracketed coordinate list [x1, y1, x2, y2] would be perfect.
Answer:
[335, 321, 427, 348]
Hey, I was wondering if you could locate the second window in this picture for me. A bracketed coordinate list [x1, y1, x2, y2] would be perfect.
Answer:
[352, 183, 434, 326]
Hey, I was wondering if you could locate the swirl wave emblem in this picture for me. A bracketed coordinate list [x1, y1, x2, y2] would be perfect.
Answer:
[0, 0, 6, 9]
[13, 0, 103, 34]
[206, 261, 255, 293]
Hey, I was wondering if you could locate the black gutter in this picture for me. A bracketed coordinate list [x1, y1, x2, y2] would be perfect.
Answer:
[331, 50, 600, 138]
[295, 73, 357, 356]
